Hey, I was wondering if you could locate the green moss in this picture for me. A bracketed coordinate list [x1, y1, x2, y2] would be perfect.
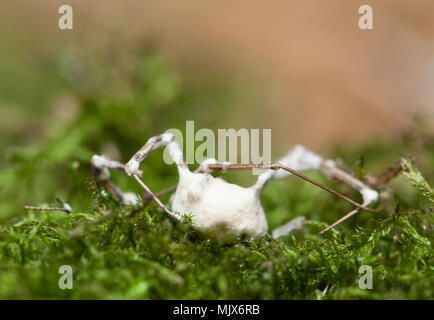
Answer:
[0, 186, 432, 299]
[0, 153, 432, 299]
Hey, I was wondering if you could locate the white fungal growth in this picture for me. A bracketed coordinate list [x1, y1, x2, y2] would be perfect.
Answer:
[91, 155, 112, 181]
[125, 133, 185, 177]
[91, 134, 380, 241]
[272, 216, 306, 239]
[122, 192, 141, 206]
[91, 154, 140, 205]
[171, 170, 268, 242]
[125, 160, 140, 177]
[360, 188, 379, 205]
[61, 201, 73, 213]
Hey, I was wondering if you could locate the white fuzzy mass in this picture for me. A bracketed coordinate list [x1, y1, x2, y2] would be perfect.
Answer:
[171, 170, 268, 243]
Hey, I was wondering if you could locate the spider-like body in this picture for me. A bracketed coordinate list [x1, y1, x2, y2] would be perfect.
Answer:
[91, 133, 379, 242]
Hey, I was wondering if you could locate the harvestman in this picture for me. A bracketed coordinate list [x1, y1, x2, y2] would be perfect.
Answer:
[90, 133, 381, 242]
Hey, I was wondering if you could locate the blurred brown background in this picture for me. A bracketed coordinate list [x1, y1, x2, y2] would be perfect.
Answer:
[1, 0, 433, 153]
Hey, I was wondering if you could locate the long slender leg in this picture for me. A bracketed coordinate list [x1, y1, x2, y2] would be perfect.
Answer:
[253, 145, 377, 202]
[132, 175, 182, 222]
[196, 158, 232, 173]
[124, 133, 189, 222]
[91, 155, 140, 205]
[125, 133, 188, 176]
[253, 145, 324, 192]
[272, 216, 307, 239]
[202, 146, 380, 234]
[255, 145, 379, 234]
[205, 162, 378, 213]
[24, 198, 72, 213]
[252, 145, 378, 206]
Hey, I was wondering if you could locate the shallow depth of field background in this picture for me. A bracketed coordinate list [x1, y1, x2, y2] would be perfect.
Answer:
[0, 1, 432, 300]
[2, 0, 434, 150]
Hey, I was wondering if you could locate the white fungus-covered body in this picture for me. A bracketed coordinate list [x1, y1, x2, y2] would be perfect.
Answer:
[114, 133, 379, 241]
[171, 170, 268, 242]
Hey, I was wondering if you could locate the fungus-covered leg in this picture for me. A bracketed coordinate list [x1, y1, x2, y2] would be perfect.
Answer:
[272, 216, 307, 239]
[253, 145, 378, 206]
[124, 133, 187, 222]
[91, 155, 140, 205]
[196, 158, 232, 173]
[197, 155, 378, 213]
[132, 174, 182, 222]
[24, 198, 73, 213]
[252, 145, 379, 233]
[125, 133, 188, 177]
